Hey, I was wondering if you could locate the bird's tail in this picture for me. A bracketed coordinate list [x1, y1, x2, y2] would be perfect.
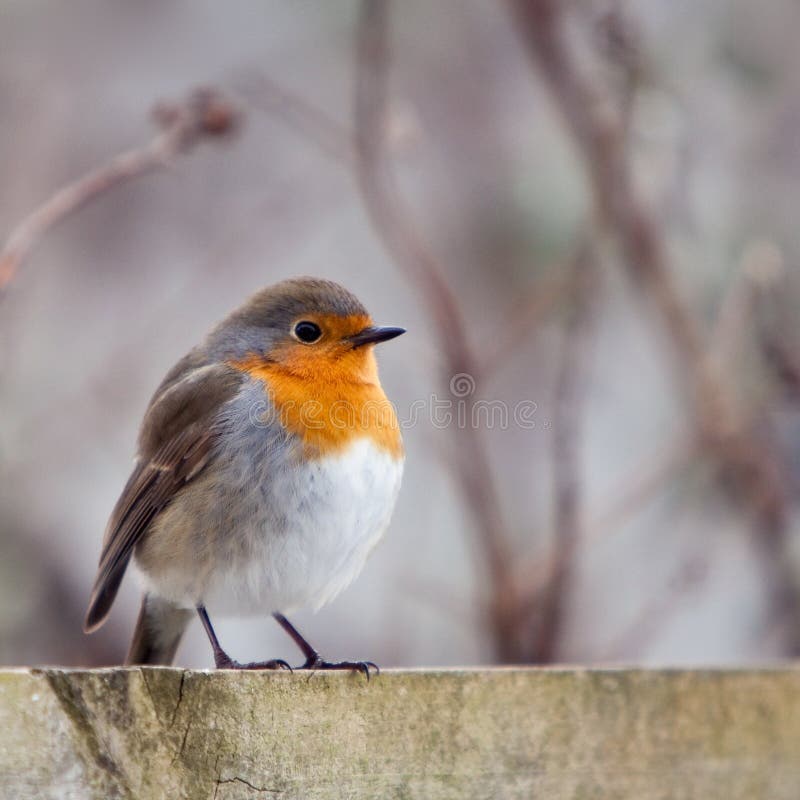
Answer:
[126, 593, 193, 666]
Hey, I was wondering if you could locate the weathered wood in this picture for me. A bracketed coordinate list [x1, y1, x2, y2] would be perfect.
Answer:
[1, 667, 799, 799]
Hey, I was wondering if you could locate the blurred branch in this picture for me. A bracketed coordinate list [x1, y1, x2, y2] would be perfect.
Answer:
[242, 75, 354, 166]
[588, 436, 695, 537]
[508, 0, 800, 651]
[1, 525, 128, 667]
[530, 237, 599, 662]
[580, 1, 646, 124]
[761, 335, 800, 399]
[0, 88, 240, 295]
[748, 244, 800, 400]
[596, 551, 710, 662]
[476, 267, 572, 383]
[354, 0, 525, 661]
[513, 435, 694, 627]
[710, 240, 784, 372]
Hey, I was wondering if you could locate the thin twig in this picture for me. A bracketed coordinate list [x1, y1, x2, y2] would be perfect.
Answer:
[476, 267, 572, 383]
[580, 0, 646, 126]
[513, 434, 693, 627]
[354, 0, 523, 661]
[710, 240, 784, 371]
[0, 88, 240, 294]
[761, 336, 800, 399]
[531, 237, 599, 662]
[596, 552, 710, 662]
[588, 436, 696, 538]
[241, 74, 354, 166]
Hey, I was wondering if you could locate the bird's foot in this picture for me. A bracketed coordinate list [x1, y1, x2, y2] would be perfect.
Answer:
[300, 653, 379, 680]
[214, 650, 292, 671]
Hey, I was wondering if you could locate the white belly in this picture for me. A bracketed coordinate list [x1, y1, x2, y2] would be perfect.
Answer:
[199, 437, 403, 616]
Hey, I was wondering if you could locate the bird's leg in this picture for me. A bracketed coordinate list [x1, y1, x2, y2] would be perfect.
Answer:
[196, 606, 291, 671]
[272, 612, 378, 679]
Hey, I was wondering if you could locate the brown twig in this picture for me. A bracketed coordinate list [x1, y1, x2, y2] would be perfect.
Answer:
[588, 437, 696, 538]
[748, 245, 800, 400]
[1, 522, 129, 667]
[761, 336, 800, 400]
[0, 88, 240, 294]
[580, 1, 646, 125]
[512, 434, 694, 628]
[596, 552, 710, 663]
[530, 237, 599, 662]
[710, 240, 784, 372]
[354, 0, 525, 661]
[475, 267, 572, 383]
[241, 74, 354, 166]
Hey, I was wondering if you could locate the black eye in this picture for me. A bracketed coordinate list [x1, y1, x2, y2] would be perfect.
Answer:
[293, 320, 322, 343]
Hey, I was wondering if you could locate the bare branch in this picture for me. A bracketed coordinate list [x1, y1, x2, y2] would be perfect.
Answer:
[0, 88, 240, 294]
[476, 267, 572, 383]
[241, 75, 354, 166]
[588, 437, 696, 539]
[596, 552, 710, 663]
[512, 435, 694, 631]
[531, 237, 599, 662]
[711, 241, 784, 368]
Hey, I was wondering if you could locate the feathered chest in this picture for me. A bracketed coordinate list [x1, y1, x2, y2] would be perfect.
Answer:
[198, 381, 405, 613]
[228, 354, 403, 461]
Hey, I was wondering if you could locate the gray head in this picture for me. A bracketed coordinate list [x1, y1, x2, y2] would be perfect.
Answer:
[205, 277, 404, 363]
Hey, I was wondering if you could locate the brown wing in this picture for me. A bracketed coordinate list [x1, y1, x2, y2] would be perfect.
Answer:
[83, 362, 242, 633]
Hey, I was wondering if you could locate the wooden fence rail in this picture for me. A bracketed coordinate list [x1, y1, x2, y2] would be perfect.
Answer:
[1, 667, 799, 799]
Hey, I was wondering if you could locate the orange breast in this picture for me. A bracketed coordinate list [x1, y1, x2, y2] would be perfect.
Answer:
[230, 353, 403, 461]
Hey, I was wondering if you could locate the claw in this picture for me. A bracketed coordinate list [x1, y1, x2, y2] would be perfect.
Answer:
[214, 653, 293, 671]
[300, 655, 379, 680]
[242, 658, 293, 672]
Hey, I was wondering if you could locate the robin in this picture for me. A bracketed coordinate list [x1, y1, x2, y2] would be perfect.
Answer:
[83, 277, 405, 675]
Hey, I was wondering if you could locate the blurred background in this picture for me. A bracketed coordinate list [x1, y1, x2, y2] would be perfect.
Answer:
[3, 0, 800, 668]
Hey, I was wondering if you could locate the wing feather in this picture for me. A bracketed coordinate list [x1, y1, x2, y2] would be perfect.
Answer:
[83, 363, 242, 632]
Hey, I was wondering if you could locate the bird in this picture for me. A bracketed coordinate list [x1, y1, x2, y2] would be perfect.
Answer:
[83, 277, 405, 676]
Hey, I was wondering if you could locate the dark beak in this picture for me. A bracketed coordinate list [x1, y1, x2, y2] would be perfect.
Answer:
[349, 325, 406, 348]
